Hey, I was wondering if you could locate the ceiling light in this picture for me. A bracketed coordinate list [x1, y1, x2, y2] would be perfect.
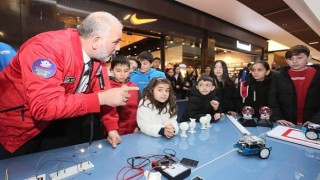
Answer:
[123, 14, 131, 20]
[309, 41, 319, 45]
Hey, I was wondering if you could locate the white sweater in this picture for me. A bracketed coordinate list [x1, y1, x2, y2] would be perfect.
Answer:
[137, 99, 179, 137]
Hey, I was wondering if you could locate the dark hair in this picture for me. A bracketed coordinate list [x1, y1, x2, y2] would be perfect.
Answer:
[153, 57, 161, 62]
[285, 45, 310, 59]
[173, 64, 183, 79]
[252, 60, 273, 80]
[138, 51, 153, 63]
[212, 60, 233, 88]
[165, 68, 174, 73]
[140, 78, 178, 118]
[196, 75, 215, 86]
[111, 55, 130, 69]
[186, 69, 198, 78]
[128, 57, 141, 69]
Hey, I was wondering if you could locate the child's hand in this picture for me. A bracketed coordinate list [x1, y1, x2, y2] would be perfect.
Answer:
[227, 111, 238, 117]
[277, 120, 295, 126]
[213, 113, 221, 121]
[133, 127, 140, 133]
[210, 100, 219, 110]
[164, 123, 176, 138]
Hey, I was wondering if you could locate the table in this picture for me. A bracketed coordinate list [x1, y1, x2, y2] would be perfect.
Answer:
[0, 116, 319, 180]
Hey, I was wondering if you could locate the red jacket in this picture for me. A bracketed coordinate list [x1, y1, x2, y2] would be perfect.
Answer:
[0, 29, 117, 153]
[106, 79, 138, 135]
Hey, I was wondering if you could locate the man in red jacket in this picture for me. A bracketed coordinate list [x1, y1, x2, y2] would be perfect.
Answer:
[0, 11, 138, 159]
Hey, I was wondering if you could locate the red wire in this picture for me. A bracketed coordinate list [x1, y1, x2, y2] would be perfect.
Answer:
[116, 165, 145, 180]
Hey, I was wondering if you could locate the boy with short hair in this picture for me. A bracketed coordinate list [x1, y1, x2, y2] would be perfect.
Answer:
[130, 51, 166, 94]
[269, 45, 320, 126]
[104, 55, 139, 148]
[152, 57, 162, 71]
[182, 75, 222, 122]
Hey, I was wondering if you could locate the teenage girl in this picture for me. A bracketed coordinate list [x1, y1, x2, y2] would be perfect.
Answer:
[212, 60, 237, 115]
[234, 60, 273, 117]
[137, 78, 179, 138]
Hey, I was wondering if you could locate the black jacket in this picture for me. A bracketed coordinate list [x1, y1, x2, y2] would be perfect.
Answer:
[269, 65, 320, 124]
[215, 81, 236, 113]
[182, 87, 220, 122]
[234, 75, 272, 118]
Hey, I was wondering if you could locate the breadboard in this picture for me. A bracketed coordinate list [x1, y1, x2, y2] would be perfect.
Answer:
[49, 161, 94, 180]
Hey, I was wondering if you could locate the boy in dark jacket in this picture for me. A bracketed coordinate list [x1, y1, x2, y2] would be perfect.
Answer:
[182, 75, 222, 122]
[269, 45, 320, 126]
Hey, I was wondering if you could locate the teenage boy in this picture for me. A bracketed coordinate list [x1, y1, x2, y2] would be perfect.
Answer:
[182, 75, 222, 122]
[105, 55, 139, 148]
[152, 57, 162, 71]
[269, 45, 320, 126]
[130, 51, 165, 94]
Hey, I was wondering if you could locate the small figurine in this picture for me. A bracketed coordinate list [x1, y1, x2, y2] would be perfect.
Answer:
[179, 122, 189, 138]
[257, 106, 273, 127]
[199, 116, 207, 129]
[205, 114, 212, 128]
[238, 106, 257, 127]
[188, 118, 196, 133]
[243, 106, 254, 119]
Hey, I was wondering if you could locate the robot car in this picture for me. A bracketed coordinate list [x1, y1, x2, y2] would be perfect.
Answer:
[301, 123, 320, 140]
[234, 135, 272, 159]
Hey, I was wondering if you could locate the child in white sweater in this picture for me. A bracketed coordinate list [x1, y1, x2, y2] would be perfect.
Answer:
[137, 78, 179, 138]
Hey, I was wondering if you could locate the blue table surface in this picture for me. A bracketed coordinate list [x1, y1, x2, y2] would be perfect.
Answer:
[0, 116, 319, 180]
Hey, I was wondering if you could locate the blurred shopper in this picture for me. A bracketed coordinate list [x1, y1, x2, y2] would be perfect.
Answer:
[165, 67, 176, 91]
[0, 42, 16, 71]
[183, 69, 198, 98]
[152, 57, 162, 71]
[173, 64, 184, 99]
[202, 64, 213, 77]
[128, 57, 141, 73]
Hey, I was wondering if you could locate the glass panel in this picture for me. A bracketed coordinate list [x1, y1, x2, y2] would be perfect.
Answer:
[164, 35, 202, 78]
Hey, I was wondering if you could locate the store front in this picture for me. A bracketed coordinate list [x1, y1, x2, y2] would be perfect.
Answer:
[0, 0, 268, 76]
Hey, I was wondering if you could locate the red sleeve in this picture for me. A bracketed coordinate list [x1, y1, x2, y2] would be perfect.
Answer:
[20, 40, 100, 121]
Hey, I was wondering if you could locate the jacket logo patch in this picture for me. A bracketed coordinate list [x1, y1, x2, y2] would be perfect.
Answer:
[63, 77, 76, 83]
[32, 59, 56, 78]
